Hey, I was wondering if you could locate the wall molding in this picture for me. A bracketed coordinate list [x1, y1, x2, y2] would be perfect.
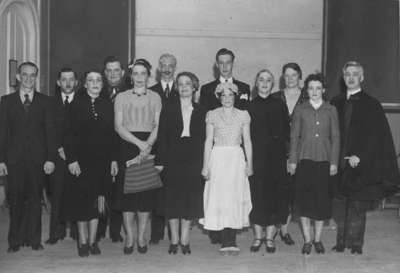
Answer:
[136, 27, 322, 40]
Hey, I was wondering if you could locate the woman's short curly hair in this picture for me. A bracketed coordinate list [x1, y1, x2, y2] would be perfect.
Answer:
[176, 71, 200, 91]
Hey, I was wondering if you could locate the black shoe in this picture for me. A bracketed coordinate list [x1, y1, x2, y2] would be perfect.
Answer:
[302, 242, 312, 255]
[181, 244, 191, 255]
[123, 246, 134, 255]
[137, 244, 148, 254]
[31, 244, 44, 251]
[7, 245, 20, 253]
[332, 244, 345, 252]
[45, 237, 59, 245]
[78, 243, 89, 257]
[250, 238, 264, 252]
[149, 239, 160, 245]
[313, 241, 325, 254]
[265, 239, 276, 253]
[279, 231, 295, 245]
[111, 235, 123, 243]
[350, 246, 363, 255]
[89, 242, 101, 255]
[168, 244, 178, 254]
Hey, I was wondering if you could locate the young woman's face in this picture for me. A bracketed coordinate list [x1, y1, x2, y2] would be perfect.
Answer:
[220, 89, 235, 108]
[256, 71, 274, 96]
[307, 80, 324, 102]
[284, 67, 301, 89]
[85, 72, 103, 96]
[131, 65, 149, 88]
[177, 75, 194, 99]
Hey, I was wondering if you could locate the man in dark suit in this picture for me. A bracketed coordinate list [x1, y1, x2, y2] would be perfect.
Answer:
[148, 53, 179, 244]
[150, 53, 179, 103]
[45, 68, 78, 245]
[331, 61, 399, 255]
[96, 56, 126, 243]
[0, 62, 56, 252]
[200, 48, 250, 111]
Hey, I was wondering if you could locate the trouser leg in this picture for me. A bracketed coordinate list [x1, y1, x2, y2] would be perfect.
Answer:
[348, 200, 369, 248]
[49, 158, 66, 239]
[7, 164, 25, 247]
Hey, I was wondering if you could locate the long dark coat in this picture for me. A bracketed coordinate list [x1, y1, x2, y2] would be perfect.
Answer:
[331, 91, 399, 200]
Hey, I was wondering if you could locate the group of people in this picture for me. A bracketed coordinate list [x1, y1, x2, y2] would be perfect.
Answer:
[0, 48, 398, 258]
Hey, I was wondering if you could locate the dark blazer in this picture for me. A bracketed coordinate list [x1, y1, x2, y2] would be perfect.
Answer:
[199, 79, 250, 111]
[100, 81, 129, 102]
[331, 91, 400, 200]
[150, 82, 178, 105]
[156, 99, 206, 167]
[52, 92, 76, 150]
[0, 91, 56, 164]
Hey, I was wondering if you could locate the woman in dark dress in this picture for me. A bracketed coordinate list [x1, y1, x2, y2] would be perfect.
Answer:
[248, 69, 290, 253]
[289, 73, 340, 254]
[271, 62, 307, 245]
[156, 71, 206, 255]
[114, 59, 162, 255]
[63, 70, 119, 257]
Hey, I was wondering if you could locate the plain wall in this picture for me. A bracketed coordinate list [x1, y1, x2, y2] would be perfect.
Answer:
[135, 0, 323, 91]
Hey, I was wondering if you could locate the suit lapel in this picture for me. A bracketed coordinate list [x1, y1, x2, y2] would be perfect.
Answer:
[176, 98, 184, 135]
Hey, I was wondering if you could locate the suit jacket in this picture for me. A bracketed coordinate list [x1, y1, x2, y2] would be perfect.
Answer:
[156, 99, 206, 167]
[149, 82, 178, 105]
[52, 92, 76, 151]
[199, 78, 250, 111]
[331, 90, 400, 200]
[100, 81, 129, 102]
[0, 91, 56, 164]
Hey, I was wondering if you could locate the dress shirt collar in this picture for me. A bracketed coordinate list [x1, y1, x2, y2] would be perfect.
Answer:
[61, 92, 75, 103]
[346, 88, 362, 99]
[219, 76, 233, 84]
[161, 80, 173, 91]
[306, 100, 328, 110]
[19, 90, 34, 102]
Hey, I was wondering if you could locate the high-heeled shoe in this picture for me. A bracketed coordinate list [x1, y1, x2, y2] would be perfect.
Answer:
[123, 246, 134, 255]
[302, 242, 312, 255]
[89, 242, 101, 255]
[250, 238, 264, 252]
[78, 243, 89, 257]
[265, 239, 276, 253]
[137, 244, 148, 254]
[279, 231, 295, 245]
[313, 241, 325, 254]
[168, 244, 178, 254]
[181, 244, 191, 255]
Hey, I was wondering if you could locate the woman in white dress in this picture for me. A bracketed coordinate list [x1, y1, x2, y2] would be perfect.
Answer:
[200, 82, 253, 255]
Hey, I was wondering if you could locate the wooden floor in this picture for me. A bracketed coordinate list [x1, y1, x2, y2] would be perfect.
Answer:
[0, 196, 399, 273]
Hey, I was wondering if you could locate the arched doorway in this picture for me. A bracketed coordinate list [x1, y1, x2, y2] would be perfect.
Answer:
[0, 0, 39, 96]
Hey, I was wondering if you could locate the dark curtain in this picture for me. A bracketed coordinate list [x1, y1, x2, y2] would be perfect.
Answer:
[49, 0, 135, 94]
[323, 0, 399, 105]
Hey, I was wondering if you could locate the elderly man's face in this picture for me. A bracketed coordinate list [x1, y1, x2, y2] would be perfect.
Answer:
[159, 57, 176, 81]
[104, 61, 124, 87]
[343, 66, 363, 90]
[216, 54, 234, 79]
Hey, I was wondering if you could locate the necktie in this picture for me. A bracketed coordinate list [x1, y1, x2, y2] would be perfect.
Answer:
[110, 87, 117, 101]
[64, 95, 69, 106]
[90, 99, 98, 120]
[165, 84, 170, 98]
[23, 94, 31, 112]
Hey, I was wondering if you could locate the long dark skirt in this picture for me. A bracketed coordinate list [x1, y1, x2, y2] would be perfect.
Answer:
[113, 132, 158, 212]
[61, 159, 109, 222]
[294, 159, 333, 220]
[249, 174, 290, 226]
[162, 137, 204, 220]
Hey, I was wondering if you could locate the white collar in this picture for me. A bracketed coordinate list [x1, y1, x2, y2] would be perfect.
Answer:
[310, 100, 323, 109]
[161, 80, 173, 91]
[61, 92, 75, 102]
[347, 88, 361, 99]
[219, 76, 233, 84]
